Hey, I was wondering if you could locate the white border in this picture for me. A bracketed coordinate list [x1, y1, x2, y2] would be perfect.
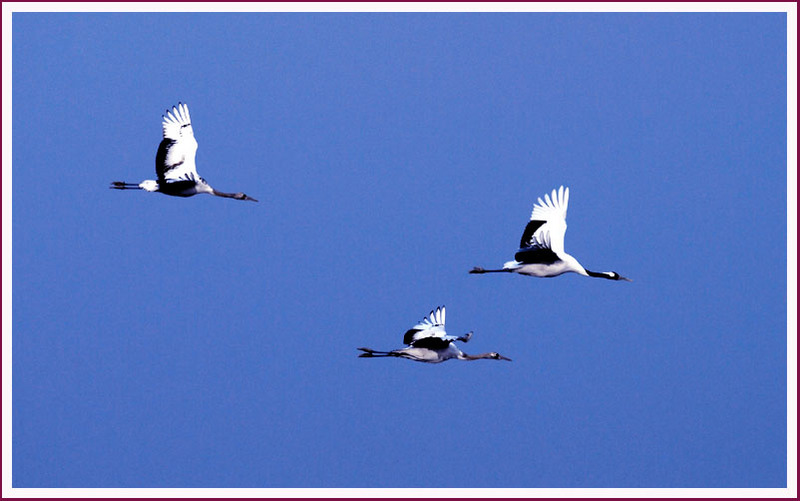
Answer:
[2, 0, 13, 499]
[786, 1, 798, 499]
[2, 2, 796, 499]
[1, 487, 798, 498]
[1, 1, 799, 12]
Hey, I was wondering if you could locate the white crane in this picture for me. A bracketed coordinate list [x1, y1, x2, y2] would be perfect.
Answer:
[110, 103, 257, 201]
[470, 186, 631, 281]
[358, 306, 511, 363]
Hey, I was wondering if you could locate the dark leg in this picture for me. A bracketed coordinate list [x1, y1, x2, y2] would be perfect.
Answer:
[469, 267, 510, 274]
[110, 181, 142, 190]
[357, 347, 395, 358]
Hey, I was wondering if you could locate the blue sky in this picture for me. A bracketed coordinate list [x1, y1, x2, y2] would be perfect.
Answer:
[9, 11, 789, 489]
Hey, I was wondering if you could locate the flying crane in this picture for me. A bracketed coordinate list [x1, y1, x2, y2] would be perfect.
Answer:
[358, 306, 511, 363]
[111, 103, 257, 202]
[470, 186, 630, 281]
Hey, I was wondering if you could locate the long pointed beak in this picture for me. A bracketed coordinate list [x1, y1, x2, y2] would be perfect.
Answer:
[245, 195, 258, 202]
[620, 276, 633, 282]
[498, 355, 512, 361]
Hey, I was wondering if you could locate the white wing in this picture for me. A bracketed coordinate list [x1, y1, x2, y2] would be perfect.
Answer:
[403, 306, 447, 344]
[156, 103, 200, 183]
[519, 186, 569, 255]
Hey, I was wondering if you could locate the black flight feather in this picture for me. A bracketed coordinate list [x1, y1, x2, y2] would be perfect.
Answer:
[402, 329, 421, 345]
[519, 220, 546, 248]
[514, 246, 561, 264]
[410, 337, 452, 350]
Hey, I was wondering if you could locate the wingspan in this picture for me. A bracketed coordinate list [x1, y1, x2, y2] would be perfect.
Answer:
[402, 306, 447, 345]
[156, 103, 200, 183]
[519, 186, 569, 255]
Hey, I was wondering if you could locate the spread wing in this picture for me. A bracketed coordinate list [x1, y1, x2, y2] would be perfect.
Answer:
[518, 186, 569, 256]
[402, 306, 446, 345]
[156, 103, 200, 183]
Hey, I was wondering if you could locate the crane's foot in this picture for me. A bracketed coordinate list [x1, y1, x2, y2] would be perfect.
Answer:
[110, 181, 140, 190]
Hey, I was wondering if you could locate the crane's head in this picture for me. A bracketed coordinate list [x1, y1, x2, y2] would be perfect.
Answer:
[489, 352, 512, 361]
[608, 272, 632, 282]
[233, 192, 258, 202]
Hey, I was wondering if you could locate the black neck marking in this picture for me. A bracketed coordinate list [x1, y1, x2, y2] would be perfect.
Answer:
[586, 270, 614, 279]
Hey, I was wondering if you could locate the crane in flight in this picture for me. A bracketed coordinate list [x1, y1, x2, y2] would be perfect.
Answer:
[358, 306, 511, 363]
[470, 186, 630, 281]
[110, 102, 257, 202]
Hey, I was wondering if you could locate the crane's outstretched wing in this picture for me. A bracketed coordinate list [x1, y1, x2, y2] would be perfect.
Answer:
[518, 186, 569, 256]
[402, 306, 447, 345]
[156, 103, 200, 183]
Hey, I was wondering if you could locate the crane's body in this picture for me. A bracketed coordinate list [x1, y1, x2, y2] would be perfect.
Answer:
[372, 338, 465, 363]
[502, 252, 585, 278]
[358, 306, 511, 363]
[470, 186, 630, 281]
[110, 103, 257, 202]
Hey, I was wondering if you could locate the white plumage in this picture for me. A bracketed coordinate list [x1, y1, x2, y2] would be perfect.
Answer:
[470, 186, 631, 281]
[527, 185, 569, 255]
[158, 103, 200, 185]
[403, 305, 447, 344]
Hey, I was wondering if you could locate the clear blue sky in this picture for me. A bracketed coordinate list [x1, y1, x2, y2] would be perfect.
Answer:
[11, 12, 787, 488]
